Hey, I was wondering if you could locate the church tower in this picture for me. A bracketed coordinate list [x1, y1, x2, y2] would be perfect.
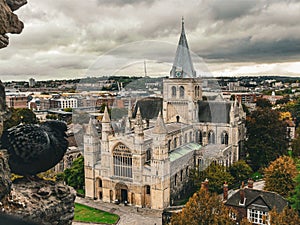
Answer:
[151, 112, 171, 209]
[84, 118, 100, 198]
[163, 18, 202, 124]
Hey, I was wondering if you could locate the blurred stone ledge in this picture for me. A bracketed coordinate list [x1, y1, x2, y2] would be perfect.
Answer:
[0, 150, 76, 225]
[0, 0, 27, 49]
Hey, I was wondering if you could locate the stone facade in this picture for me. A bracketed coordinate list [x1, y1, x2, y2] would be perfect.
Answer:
[83, 20, 246, 210]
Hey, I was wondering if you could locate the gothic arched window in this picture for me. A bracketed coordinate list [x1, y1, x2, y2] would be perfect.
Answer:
[113, 143, 132, 178]
[146, 148, 151, 162]
[221, 131, 229, 145]
[179, 86, 185, 98]
[208, 130, 215, 144]
[171, 86, 176, 97]
[199, 131, 203, 145]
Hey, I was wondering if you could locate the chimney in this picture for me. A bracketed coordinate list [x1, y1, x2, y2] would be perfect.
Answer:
[239, 182, 245, 205]
[201, 178, 209, 192]
[248, 178, 254, 189]
[223, 181, 228, 201]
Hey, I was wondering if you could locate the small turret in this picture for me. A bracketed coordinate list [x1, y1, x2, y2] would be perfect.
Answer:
[152, 112, 168, 161]
[102, 106, 112, 142]
[134, 107, 144, 144]
[153, 112, 167, 134]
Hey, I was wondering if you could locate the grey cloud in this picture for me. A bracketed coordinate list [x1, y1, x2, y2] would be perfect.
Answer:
[2, 0, 300, 80]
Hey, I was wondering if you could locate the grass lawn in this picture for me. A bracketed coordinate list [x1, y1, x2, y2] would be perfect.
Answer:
[74, 203, 119, 224]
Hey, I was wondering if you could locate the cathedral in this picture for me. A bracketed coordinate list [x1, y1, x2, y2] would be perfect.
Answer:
[84, 20, 246, 210]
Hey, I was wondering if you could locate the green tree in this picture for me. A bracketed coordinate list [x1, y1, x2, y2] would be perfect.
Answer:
[4, 108, 37, 130]
[292, 127, 300, 157]
[245, 107, 289, 171]
[171, 188, 235, 225]
[290, 160, 300, 213]
[229, 160, 253, 184]
[264, 156, 297, 198]
[192, 163, 234, 193]
[256, 98, 272, 108]
[291, 172, 300, 213]
[63, 156, 84, 190]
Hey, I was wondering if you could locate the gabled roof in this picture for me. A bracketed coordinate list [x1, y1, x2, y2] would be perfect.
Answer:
[133, 97, 162, 119]
[225, 188, 288, 213]
[198, 101, 231, 123]
[170, 18, 196, 78]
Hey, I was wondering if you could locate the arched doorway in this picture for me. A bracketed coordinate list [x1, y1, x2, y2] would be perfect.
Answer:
[115, 183, 129, 203]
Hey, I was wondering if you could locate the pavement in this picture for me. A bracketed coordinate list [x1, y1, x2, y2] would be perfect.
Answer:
[73, 197, 162, 225]
[72, 181, 265, 225]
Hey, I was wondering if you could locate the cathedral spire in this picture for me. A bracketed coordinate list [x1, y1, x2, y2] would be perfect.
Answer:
[135, 107, 143, 126]
[102, 106, 110, 123]
[153, 112, 167, 134]
[86, 118, 97, 136]
[170, 18, 196, 78]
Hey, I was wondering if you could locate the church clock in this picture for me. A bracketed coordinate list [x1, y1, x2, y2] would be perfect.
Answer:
[175, 70, 182, 78]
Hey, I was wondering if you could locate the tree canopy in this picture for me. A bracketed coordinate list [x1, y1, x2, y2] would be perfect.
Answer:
[290, 159, 300, 213]
[191, 163, 234, 194]
[60, 156, 84, 190]
[245, 107, 289, 171]
[292, 127, 300, 157]
[256, 98, 272, 108]
[269, 207, 300, 225]
[229, 160, 253, 184]
[171, 188, 235, 225]
[264, 155, 297, 198]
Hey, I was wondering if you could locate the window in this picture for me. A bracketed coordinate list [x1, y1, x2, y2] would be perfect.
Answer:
[221, 131, 229, 145]
[98, 179, 102, 187]
[113, 143, 132, 178]
[179, 86, 185, 98]
[146, 185, 151, 195]
[195, 86, 200, 98]
[175, 174, 177, 186]
[248, 209, 269, 225]
[199, 131, 203, 145]
[172, 86, 176, 97]
[146, 148, 151, 162]
[174, 137, 177, 148]
[189, 131, 193, 142]
[168, 140, 171, 152]
[180, 170, 183, 181]
[184, 133, 187, 143]
[186, 167, 189, 176]
[208, 131, 215, 144]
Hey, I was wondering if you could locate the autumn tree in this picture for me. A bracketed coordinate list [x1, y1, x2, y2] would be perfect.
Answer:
[264, 156, 297, 198]
[171, 188, 235, 225]
[269, 207, 300, 225]
[191, 163, 234, 193]
[245, 107, 289, 171]
[229, 160, 253, 184]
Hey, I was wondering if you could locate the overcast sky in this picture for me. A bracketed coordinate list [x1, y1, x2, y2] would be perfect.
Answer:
[1, 0, 300, 81]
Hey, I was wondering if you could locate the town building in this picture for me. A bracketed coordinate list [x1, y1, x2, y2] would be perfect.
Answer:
[5, 94, 27, 108]
[224, 181, 288, 225]
[83, 19, 246, 209]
